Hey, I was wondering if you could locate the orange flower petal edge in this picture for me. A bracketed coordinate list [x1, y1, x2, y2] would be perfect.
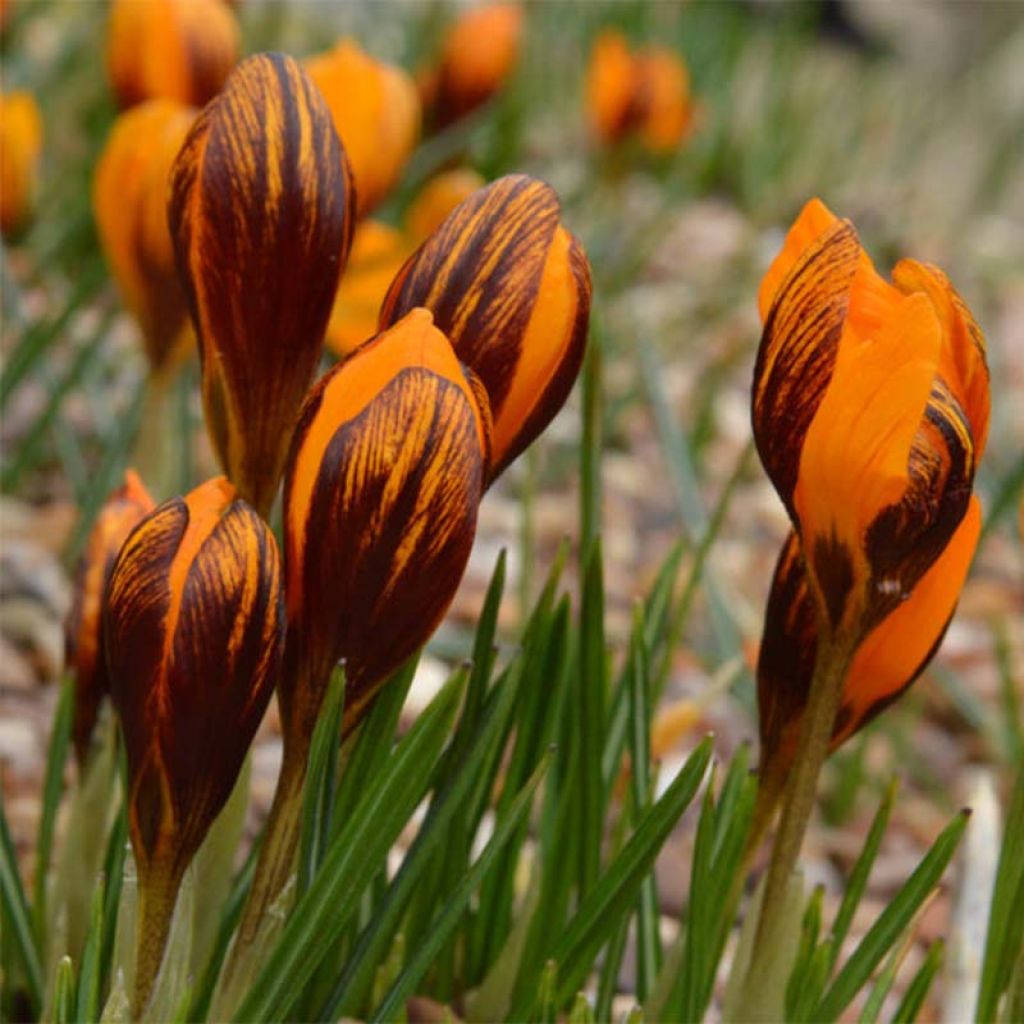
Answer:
[281, 308, 487, 748]
[169, 52, 357, 516]
[380, 174, 591, 480]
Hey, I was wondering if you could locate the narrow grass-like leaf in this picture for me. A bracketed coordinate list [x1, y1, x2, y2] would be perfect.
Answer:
[298, 666, 346, 897]
[994, 623, 1023, 762]
[33, 675, 73, 942]
[74, 883, 104, 1024]
[976, 761, 1024, 1023]
[368, 754, 551, 1024]
[891, 939, 943, 1023]
[785, 885, 824, 1020]
[537, 960, 558, 1024]
[1, 792, 43, 1014]
[857, 921, 916, 1023]
[98, 808, 127, 1002]
[511, 737, 713, 1016]
[815, 810, 969, 1021]
[234, 671, 465, 1022]
[52, 955, 76, 1024]
[580, 319, 602, 554]
[595, 905, 631, 1022]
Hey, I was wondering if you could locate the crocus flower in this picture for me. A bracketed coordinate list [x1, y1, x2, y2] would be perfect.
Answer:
[380, 173, 592, 480]
[281, 307, 489, 749]
[585, 30, 696, 154]
[306, 39, 420, 218]
[105, 476, 283, 1014]
[0, 90, 42, 239]
[753, 198, 990, 781]
[106, 0, 238, 110]
[421, 3, 523, 127]
[65, 470, 154, 768]
[169, 52, 356, 516]
[94, 100, 197, 374]
[324, 168, 484, 360]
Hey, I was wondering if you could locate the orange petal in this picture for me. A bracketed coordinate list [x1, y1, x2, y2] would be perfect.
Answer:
[306, 39, 420, 217]
[281, 308, 487, 745]
[380, 174, 591, 478]
[0, 90, 42, 238]
[633, 47, 694, 154]
[106, 0, 238, 110]
[169, 53, 356, 516]
[892, 259, 990, 461]
[585, 30, 635, 146]
[95, 100, 197, 371]
[405, 168, 486, 242]
[794, 259, 943, 630]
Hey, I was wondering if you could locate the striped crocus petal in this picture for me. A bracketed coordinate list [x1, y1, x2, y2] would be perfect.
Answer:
[380, 174, 592, 479]
[757, 498, 981, 778]
[105, 476, 283, 886]
[169, 52, 356, 517]
[281, 308, 488, 746]
[65, 470, 155, 767]
[106, 0, 239, 110]
[94, 100, 197, 373]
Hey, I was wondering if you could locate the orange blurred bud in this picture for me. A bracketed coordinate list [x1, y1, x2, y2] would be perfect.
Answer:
[753, 199, 990, 779]
[428, 3, 523, 126]
[585, 30, 696, 154]
[281, 308, 488, 748]
[94, 100, 197, 373]
[405, 168, 485, 242]
[65, 471, 155, 768]
[306, 39, 420, 218]
[105, 476, 282, 1010]
[106, 0, 239, 110]
[169, 53, 356, 516]
[381, 174, 591, 479]
[0, 90, 42, 239]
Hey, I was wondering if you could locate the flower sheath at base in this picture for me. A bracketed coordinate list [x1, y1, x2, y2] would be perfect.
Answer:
[281, 307, 489, 752]
[106, 0, 239, 110]
[94, 100, 197, 375]
[752, 198, 990, 784]
[169, 52, 356, 517]
[65, 470, 155, 769]
[379, 174, 592, 481]
[104, 476, 283, 1013]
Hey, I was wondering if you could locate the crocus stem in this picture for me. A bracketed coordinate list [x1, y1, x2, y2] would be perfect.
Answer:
[133, 865, 183, 1019]
[133, 372, 177, 501]
[735, 635, 854, 1020]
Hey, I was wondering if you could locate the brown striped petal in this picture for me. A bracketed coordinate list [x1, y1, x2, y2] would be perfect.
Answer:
[281, 308, 487, 747]
[758, 499, 981, 778]
[379, 174, 592, 479]
[106, 0, 238, 110]
[169, 53, 356, 516]
[105, 476, 283, 887]
[0, 90, 42, 239]
[94, 100, 197, 373]
[306, 39, 420, 218]
[430, 3, 523, 126]
[65, 470, 155, 767]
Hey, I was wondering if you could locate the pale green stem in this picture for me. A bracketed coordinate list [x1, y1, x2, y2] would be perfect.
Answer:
[132, 864, 183, 1020]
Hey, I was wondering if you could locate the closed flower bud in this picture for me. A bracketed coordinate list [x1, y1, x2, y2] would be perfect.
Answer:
[585, 31, 696, 154]
[306, 39, 420, 218]
[426, 3, 523, 126]
[65, 470, 154, 768]
[282, 308, 488, 748]
[753, 198, 990, 779]
[324, 169, 484, 360]
[105, 476, 283, 1012]
[106, 0, 239, 110]
[169, 53, 356, 516]
[0, 90, 42, 239]
[380, 174, 591, 480]
[94, 100, 197, 373]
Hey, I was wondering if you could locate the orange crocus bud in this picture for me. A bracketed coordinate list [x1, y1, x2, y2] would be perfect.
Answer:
[585, 30, 696, 154]
[753, 198, 990, 779]
[94, 100, 197, 374]
[0, 90, 42, 239]
[169, 53, 356, 517]
[306, 39, 420, 218]
[380, 174, 592, 480]
[106, 0, 238, 110]
[281, 307, 488, 749]
[65, 470, 155, 768]
[429, 3, 523, 126]
[105, 476, 283, 1014]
